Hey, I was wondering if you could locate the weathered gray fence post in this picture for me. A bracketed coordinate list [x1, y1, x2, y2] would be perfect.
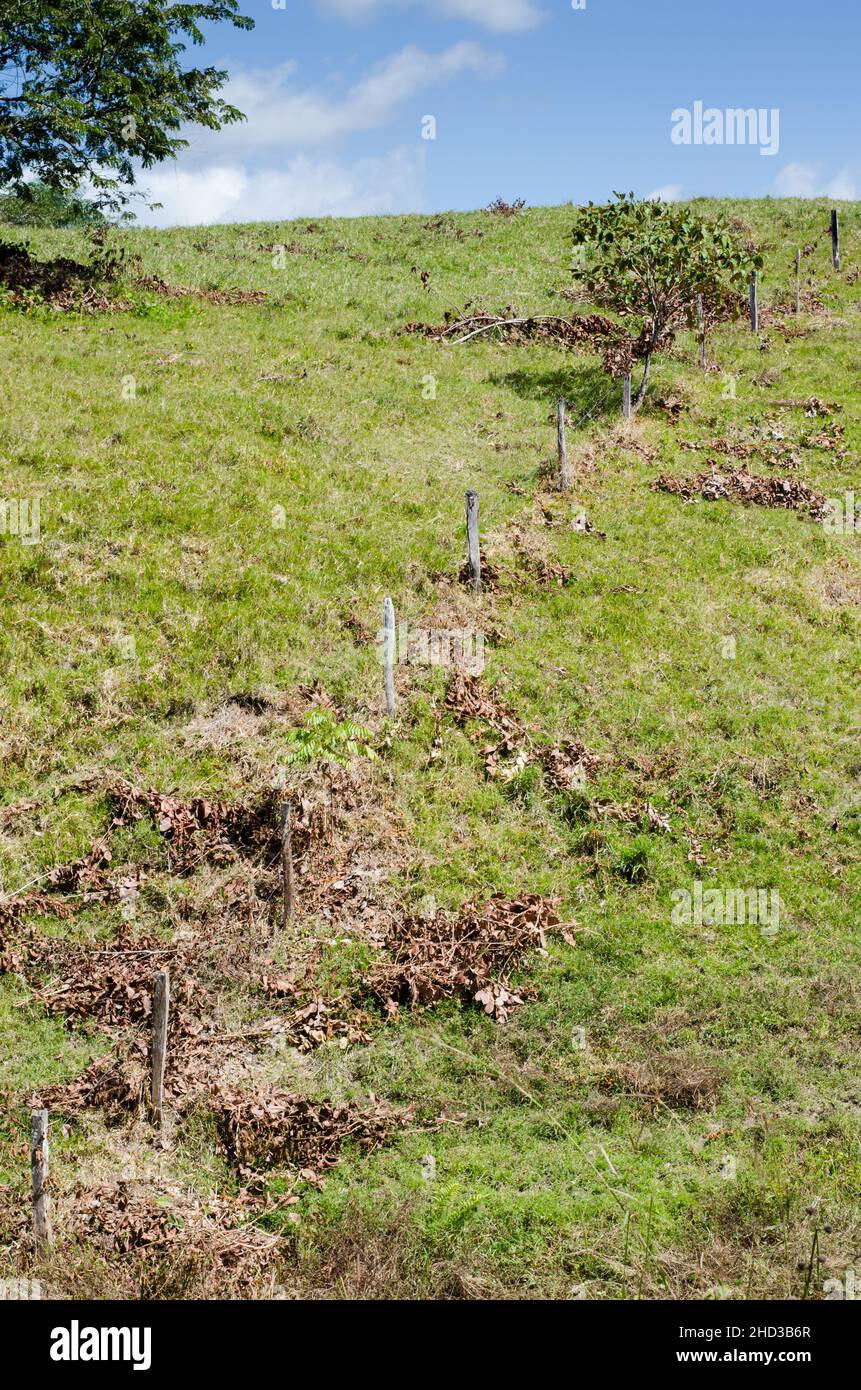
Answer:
[622, 375, 632, 419]
[30, 1108, 52, 1251]
[749, 270, 759, 332]
[151, 970, 170, 1128]
[831, 209, 840, 270]
[383, 596, 396, 714]
[279, 801, 294, 929]
[696, 294, 706, 368]
[557, 399, 572, 490]
[795, 249, 801, 316]
[466, 490, 481, 594]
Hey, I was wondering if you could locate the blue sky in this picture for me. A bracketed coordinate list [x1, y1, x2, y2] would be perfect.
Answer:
[138, 0, 861, 225]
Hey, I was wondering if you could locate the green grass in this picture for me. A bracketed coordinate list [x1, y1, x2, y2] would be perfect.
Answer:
[1, 198, 860, 1299]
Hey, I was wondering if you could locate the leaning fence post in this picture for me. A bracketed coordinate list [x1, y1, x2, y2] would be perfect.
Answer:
[749, 270, 759, 332]
[465, 490, 481, 594]
[831, 209, 840, 270]
[795, 249, 801, 316]
[696, 294, 706, 368]
[150, 970, 170, 1129]
[557, 399, 572, 491]
[279, 801, 294, 929]
[30, 1108, 52, 1251]
[622, 374, 632, 419]
[383, 596, 396, 714]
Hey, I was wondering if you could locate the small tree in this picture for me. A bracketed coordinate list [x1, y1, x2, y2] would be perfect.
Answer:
[0, 1, 253, 210]
[571, 193, 761, 406]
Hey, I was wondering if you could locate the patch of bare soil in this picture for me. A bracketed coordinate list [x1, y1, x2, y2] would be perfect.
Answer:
[600, 1055, 724, 1110]
[592, 800, 672, 833]
[806, 560, 861, 610]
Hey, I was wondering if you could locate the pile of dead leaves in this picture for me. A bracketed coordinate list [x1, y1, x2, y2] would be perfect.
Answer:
[29, 941, 203, 1034]
[540, 741, 603, 793]
[456, 547, 572, 593]
[443, 674, 602, 793]
[364, 894, 573, 1022]
[485, 197, 526, 216]
[409, 305, 696, 382]
[96, 775, 284, 873]
[0, 240, 132, 312]
[653, 394, 686, 424]
[457, 551, 502, 592]
[260, 993, 374, 1052]
[39, 1048, 147, 1124]
[73, 1181, 279, 1278]
[652, 468, 828, 520]
[214, 1088, 405, 1173]
[135, 275, 266, 306]
[681, 436, 790, 464]
[518, 554, 574, 588]
[802, 423, 846, 454]
[406, 304, 626, 353]
[444, 671, 530, 779]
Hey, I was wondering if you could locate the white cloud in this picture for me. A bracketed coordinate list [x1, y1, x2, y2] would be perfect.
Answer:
[773, 162, 818, 196]
[135, 146, 427, 226]
[823, 171, 857, 201]
[180, 43, 503, 162]
[773, 162, 856, 199]
[646, 184, 683, 202]
[319, 0, 543, 33]
[132, 42, 503, 226]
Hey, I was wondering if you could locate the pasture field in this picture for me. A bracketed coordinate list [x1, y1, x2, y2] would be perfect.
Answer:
[0, 198, 859, 1300]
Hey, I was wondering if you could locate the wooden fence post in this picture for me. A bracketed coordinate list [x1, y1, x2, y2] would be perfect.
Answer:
[30, 1108, 52, 1251]
[696, 294, 706, 368]
[795, 249, 801, 316]
[831, 209, 840, 270]
[557, 399, 572, 491]
[383, 596, 396, 714]
[749, 270, 759, 332]
[151, 970, 170, 1128]
[466, 490, 481, 594]
[622, 375, 632, 419]
[279, 801, 294, 929]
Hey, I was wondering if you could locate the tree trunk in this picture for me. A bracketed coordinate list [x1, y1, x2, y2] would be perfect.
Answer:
[633, 352, 652, 406]
[633, 316, 662, 408]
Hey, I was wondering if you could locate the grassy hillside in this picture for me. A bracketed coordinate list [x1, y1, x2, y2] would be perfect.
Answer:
[1, 198, 859, 1300]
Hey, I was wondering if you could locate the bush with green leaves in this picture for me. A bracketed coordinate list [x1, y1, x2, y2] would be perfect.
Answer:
[571, 192, 762, 404]
[281, 710, 377, 769]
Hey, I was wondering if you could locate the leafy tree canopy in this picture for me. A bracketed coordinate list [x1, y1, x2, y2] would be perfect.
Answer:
[0, 178, 107, 225]
[0, 1, 253, 208]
